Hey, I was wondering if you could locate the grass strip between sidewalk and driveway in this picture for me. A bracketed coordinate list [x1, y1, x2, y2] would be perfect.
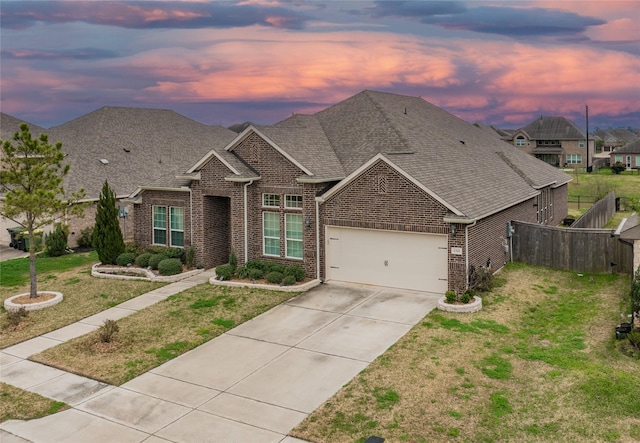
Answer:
[0, 382, 69, 422]
[291, 263, 640, 443]
[31, 284, 297, 385]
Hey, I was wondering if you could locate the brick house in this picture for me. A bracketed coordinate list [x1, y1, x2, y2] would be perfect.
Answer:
[610, 139, 640, 169]
[130, 90, 571, 293]
[0, 108, 237, 247]
[505, 116, 594, 169]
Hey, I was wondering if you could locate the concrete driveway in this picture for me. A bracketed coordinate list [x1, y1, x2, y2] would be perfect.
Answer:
[1, 281, 441, 443]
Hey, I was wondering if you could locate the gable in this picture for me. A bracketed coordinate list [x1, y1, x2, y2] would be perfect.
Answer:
[231, 132, 310, 186]
[320, 155, 461, 218]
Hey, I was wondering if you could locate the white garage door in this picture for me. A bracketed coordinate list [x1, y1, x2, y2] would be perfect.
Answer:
[325, 226, 448, 293]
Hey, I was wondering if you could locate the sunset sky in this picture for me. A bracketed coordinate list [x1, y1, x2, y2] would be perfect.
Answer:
[1, 0, 639, 131]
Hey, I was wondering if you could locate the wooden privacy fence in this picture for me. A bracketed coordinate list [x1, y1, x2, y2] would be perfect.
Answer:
[511, 221, 633, 274]
[571, 191, 616, 229]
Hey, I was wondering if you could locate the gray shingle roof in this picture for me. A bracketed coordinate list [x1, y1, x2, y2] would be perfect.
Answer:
[613, 139, 640, 154]
[519, 116, 585, 140]
[46, 107, 237, 199]
[311, 90, 570, 219]
[1, 112, 47, 141]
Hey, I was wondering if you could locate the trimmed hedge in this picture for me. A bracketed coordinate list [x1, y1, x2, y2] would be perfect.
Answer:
[248, 268, 264, 280]
[265, 271, 284, 284]
[283, 275, 296, 286]
[216, 264, 234, 280]
[135, 253, 153, 268]
[158, 258, 183, 276]
[116, 252, 136, 266]
[284, 264, 305, 282]
[148, 253, 168, 270]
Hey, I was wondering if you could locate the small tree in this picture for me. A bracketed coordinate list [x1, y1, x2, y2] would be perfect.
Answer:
[44, 223, 69, 257]
[93, 180, 125, 264]
[0, 124, 85, 298]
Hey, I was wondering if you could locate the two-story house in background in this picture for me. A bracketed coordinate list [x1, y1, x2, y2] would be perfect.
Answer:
[504, 116, 593, 169]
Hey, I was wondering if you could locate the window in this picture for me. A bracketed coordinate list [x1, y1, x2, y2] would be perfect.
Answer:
[262, 193, 280, 208]
[263, 212, 280, 256]
[635, 156, 640, 167]
[566, 154, 582, 164]
[579, 140, 585, 148]
[285, 195, 303, 209]
[170, 207, 184, 247]
[153, 206, 167, 245]
[615, 155, 623, 163]
[285, 213, 303, 259]
[515, 136, 526, 147]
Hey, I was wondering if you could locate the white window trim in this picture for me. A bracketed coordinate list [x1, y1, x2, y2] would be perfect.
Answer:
[285, 213, 303, 259]
[515, 136, 526, 147]
[262, 193, 280, 208]
[169, 206, 184, 248]
[152, 205, 167, 245]
[284, 194, 303, 209]
[262, 211, 280, 257]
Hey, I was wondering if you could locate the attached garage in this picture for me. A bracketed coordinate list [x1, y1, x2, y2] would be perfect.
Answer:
[325, 226, 448, 293]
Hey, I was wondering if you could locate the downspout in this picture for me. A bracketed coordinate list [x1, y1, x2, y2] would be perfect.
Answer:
[243, 180, 253, 263]
[316, 199, 321, 282]
[189, 188, 193, 246]
[465, 220, 477, 289]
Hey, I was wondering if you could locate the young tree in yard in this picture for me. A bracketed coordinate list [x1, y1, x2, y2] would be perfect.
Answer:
[0, 123, 85, 298]
[93, 180, 124, 264]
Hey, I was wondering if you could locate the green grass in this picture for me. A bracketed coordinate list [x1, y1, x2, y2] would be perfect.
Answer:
[292, 264, 640, 443]
[31, 284, 297, 385]
[0, 251, 98, 287]
[0, 383, 69, 422]
[568, 170, 640, 200]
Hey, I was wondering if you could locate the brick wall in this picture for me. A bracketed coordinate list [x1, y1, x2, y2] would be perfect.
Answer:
[467, 183, 569, 277]
[233, 133, 321, 278]
[320, 160, 463, 290]
[132, 190, 191, 250]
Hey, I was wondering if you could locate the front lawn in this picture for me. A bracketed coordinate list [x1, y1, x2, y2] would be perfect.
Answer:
[31, 284, 296, 385]
[1, 252, 165, 348]
[292, 264, 640, 443]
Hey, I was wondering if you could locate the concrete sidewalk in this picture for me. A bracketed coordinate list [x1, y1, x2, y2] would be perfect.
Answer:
[1, 277, 440, 443]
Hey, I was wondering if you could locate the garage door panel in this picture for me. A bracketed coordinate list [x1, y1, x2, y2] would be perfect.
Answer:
[326, 227, 448, 292]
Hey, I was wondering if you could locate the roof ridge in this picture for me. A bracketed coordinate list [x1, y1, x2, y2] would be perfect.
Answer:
[364, 90, 413, 153]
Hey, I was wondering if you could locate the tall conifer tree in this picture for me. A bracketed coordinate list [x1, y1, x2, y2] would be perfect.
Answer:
[93, 180, 125, 264]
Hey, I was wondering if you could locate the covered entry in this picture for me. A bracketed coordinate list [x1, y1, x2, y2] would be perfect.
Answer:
[325, 226, 448, 292]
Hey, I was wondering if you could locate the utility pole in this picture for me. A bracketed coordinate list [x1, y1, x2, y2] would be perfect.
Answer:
[586, 104, 590, 173]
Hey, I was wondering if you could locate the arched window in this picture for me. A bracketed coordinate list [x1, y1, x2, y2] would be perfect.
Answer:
[515, 136, 526, 146]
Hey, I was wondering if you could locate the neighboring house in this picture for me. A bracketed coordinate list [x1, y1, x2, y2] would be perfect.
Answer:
[610, 139, 640, 169]
[594, 128, 639, 153]
[0, 108, 237, 246]
[130, 90, 571, 293]
[504, 116, 593, 169]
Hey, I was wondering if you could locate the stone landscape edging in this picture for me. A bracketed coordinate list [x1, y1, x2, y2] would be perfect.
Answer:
[91, 263, 204, 282]
[436, 295, 482, 313]
[209, 274, 321, 292]
[4, 291, 64, 312]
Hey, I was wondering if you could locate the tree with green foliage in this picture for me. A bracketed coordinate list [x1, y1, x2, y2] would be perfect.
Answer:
[93, 180, 125, 264]
[1, 123, 85, 298]
[44, 223, 69, 257]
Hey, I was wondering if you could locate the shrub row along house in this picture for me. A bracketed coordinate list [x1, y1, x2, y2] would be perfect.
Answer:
[127, 90, 571, 293]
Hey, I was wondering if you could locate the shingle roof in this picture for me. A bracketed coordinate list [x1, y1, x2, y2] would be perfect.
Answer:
[46, 107, 237, 199]
[1, 112, 47, 141]
[311, 90, 570, 219]
[519, 116, 585, 140]
[613, 139, 640, 154]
